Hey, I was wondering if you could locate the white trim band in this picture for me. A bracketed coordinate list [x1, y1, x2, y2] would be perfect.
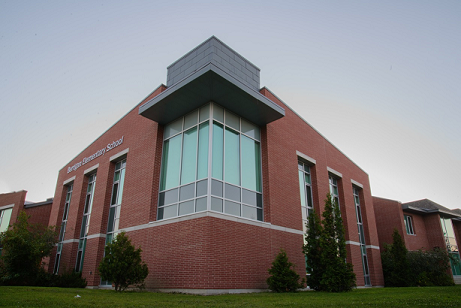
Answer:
[351, 179, 363, 188]
[346, 240, 361, 246]
[110, 148, 129, 162]
[87, 233, 106, 239]
[84, 163, 99, 175]
[121, 211, 303, 236]
[62, 239, 79, 244]
[366, 245, 380, 250]
[327, 167, 342, 178]
[0, 203, 14, 211]
[296, 151, 316, 165]
[63, 176, 76, 186]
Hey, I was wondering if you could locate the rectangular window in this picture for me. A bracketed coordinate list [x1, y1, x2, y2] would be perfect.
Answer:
[354, 187, 371, 286]
[329, 175, 340, 209]
[298, 160, 313, 235]
[158, 103, 263, 221]
[53, 184, 73, 274]
[76, 173, 96, 272]
[0, 207, 13, 234]
[404, 215, 414, 235]
[106, 159, 127, 244]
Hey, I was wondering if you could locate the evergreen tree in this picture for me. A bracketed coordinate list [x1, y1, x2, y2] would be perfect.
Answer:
[267, 249, 304, 292]
[302, 208, 323, 290]
[319, 194, 356, 292]
[303, 194, 356, 292]
[381, 229, 410, 287]
[98, 232, 148, 292]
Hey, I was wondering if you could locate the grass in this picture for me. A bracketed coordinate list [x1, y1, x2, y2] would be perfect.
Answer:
[0, 286, 461, 307]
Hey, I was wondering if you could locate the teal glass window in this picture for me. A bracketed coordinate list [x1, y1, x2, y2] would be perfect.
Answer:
[440, 217, 461, 275]
[212, 122, 224, 180]
[158, 103, 263, 221]
[53, 184, 73, 274]
[242, 136, 261, 192]
[76, 173, 96, 272]
[0, 207, 13, 233]
[160, 135, 181, 191]
[329, 175, 340, 209]
[404, 215, 414, 235]
[181, 127, 198, 185]
[298, 160, 313, 235]
[197, 123, 209, 180]
[106, 159, 127, 244]
[354, 187, 371, 286]
[224, 128, 240, 185]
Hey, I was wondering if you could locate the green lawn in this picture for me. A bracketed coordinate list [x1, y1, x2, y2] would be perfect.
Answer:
[0, 286, 461, 307]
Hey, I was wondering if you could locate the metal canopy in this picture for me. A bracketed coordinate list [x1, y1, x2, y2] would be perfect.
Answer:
[139, 63, 285, 126]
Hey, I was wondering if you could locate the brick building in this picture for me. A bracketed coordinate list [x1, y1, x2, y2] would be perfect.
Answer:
[0, 190, 53, 233]
[373, 197, 461, 283]
[48, 36, 384, 292]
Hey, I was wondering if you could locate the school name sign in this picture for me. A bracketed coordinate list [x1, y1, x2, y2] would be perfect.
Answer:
[67, 136, 124, 174]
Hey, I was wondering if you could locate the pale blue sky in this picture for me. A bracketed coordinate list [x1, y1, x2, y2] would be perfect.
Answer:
[1, 1, 460, 209]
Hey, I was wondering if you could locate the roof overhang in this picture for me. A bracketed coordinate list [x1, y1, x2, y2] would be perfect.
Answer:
[402, 205, 460, 218]
[139, 63, 285, 126]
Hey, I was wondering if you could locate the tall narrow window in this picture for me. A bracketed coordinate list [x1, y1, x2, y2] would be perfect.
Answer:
[75, 173, 96, 272]
[298, 160, 313, 235]
[354, 187, 371, 286]
[404, 215, 414, 235]
[329, 175, 340, 208]
[440, 217, 461, 276]
[0, 207, 13, 233]
[106, 159, 126, 244]
[158, 103, 263, 221]
[53, 184, 73, 274]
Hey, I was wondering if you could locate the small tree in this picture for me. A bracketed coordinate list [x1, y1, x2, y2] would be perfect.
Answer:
[267, 249, 304, 292]
[319, 194, 356, 292]
[98, 232, 148, 292]
[0, 211, 58, 285]
[303, 194, 356, 292]
[302, 208, 323, 290]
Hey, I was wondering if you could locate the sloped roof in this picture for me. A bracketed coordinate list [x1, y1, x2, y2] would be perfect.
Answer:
[402, 199, 460, 219]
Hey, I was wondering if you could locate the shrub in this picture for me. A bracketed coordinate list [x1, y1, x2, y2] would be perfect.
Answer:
[381, 230, 454, 287]
[381, 229, 410, 287]
[98, 232, 148, 292]
[0, 211, 57, 285]
[267, 249, 304, 292]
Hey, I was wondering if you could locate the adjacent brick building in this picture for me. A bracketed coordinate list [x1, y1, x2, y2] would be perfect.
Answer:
[373, 197, 461, 283]
[0, 190, 53, 232]
[48, 36, 384, 292]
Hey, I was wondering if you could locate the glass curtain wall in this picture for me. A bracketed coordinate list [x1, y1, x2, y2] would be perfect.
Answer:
[54, 184, 73, 274]
[158, 103, 263, 221]
[298, 160, 314, 235]
[440, 217, 461, 276]
[75, 173, 96, 272]
[353, 187, 371, 286]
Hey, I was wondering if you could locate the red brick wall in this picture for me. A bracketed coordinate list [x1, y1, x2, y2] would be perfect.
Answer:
[373, 197, 448, 253]
[25, 203, 52, 226]
[260, 88, 383, 286]
[373, 197, 405, 249]
[424, 213, 445, 250]
[0, 191, 27, 229]
[49, 83, 384, 288]
[404, 213, 430, 251]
